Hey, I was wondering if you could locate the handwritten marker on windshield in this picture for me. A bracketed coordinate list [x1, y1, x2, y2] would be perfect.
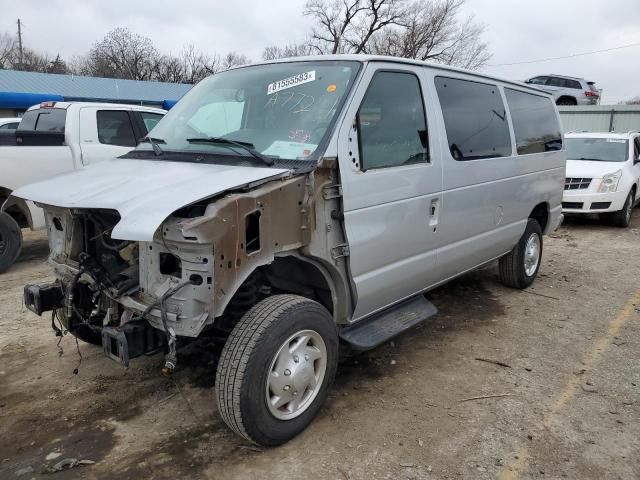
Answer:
[327, 84, 337, 93]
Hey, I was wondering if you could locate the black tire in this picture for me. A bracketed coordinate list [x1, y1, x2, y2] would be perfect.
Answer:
[215, 294, 338, 446]
[499, 219, 543, 289]
[556, 97, 577, 106]
[603, 191, 633, 228]
[0, 212, 22, 273]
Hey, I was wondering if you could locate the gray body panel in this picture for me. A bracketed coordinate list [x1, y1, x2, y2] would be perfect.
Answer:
[336, 60, 565, 323]
[337, 62, 444, 319]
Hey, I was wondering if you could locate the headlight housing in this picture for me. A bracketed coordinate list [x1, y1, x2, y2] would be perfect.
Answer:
[598, 170, 622, 193]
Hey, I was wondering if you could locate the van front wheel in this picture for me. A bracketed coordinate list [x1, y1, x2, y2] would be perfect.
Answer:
[499, 219, 543, 289]
[215, 294, 338, 446]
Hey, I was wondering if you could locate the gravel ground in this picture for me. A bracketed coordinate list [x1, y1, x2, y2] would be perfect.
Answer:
[1, 215, 639, 480]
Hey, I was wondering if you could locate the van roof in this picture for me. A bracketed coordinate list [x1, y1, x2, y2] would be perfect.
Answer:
[242, 54, 552, 97]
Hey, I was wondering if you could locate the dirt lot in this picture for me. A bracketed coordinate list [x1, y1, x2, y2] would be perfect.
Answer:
[1, 216, 639, 480]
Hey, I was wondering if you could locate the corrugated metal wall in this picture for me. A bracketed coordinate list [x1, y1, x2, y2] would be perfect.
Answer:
[559, 105, 640, 133]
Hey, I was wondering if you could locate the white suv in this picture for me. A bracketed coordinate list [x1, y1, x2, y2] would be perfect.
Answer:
[563, 131, 640, 227]
[525, 74, 599, 105]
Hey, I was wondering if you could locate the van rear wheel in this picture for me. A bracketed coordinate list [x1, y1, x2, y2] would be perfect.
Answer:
[215, 294, 338, 446]
[499, 219, 543, 289]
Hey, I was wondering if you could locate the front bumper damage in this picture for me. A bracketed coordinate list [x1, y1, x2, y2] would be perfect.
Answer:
[23, 173, 311, 368]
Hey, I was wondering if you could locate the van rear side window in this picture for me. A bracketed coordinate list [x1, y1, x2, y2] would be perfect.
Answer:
[505, 89, 562, 155]
[435, 77, 511, 161]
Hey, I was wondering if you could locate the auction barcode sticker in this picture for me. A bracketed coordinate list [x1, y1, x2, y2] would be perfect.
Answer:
[267, 71, 316, 95]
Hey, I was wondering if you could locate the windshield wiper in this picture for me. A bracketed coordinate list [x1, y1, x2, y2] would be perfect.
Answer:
[576, 157, 605, 161]
[140, 136, 165, 156]
[186, 137, 274, 166]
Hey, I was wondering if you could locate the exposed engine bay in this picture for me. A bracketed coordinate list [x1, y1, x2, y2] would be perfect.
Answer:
[23, 172, 350, 370]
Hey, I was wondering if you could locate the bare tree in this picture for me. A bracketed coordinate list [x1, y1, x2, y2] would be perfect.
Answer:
[153, 47, 249, 84]
[220, 52, 249, 70]
[305, 0, 405, 54]
[370, 0, 490, 69]
[154, 54, 186, 83]
[78, 28, 161, 80]
[623, 97, 640, 105]
[179, 45, 218, 83]
[262, 43, 316, 60]
[303, 0, 490, 69]
[0, 32, 16, 69]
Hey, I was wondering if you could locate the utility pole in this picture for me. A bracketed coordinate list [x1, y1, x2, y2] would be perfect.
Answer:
[17, 18, 24, 68]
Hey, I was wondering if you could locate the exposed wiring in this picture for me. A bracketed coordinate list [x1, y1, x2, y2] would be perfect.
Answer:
[137, 279, 194, 374]
[73, 336, 82, 375]
[488, 42, 640, 67]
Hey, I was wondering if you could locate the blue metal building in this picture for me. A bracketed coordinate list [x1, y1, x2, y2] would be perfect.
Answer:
[0, 69, 192, 116]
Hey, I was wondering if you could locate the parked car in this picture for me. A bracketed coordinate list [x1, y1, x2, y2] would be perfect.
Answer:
[13, 56, 565, 446]
[0, 118, 22, 146]
[0, 102, 165, 272]
[562, 131, 640, 227]
[0, 117, 21, 130]
[524, 74, 599, 105]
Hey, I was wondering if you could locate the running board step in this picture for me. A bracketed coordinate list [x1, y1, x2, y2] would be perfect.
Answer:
[339, 296, 438, 351]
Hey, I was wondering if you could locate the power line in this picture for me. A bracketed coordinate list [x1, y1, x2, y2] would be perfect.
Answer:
[488, 42, 640, 67]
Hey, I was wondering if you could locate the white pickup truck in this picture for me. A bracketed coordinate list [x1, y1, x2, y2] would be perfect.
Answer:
[0, 102, 165, 271]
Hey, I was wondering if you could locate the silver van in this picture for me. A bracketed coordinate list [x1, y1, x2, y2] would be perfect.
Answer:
[13, 55, 565, 446]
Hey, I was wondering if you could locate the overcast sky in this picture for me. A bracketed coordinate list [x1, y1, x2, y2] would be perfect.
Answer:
[1, 0, 639, 103]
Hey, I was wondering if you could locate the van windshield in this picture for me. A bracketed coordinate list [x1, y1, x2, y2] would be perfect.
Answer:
[136, 61, 361, 163]
[565, 138, 628, 162]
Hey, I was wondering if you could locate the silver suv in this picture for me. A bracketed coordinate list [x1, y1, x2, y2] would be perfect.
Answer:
[525, 74, 599, 106]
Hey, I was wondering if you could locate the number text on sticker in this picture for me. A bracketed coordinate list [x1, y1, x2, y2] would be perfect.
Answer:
[268, 71, 316, 95]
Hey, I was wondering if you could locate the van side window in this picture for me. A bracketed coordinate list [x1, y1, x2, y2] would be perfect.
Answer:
[505, 89, 563, 154]
[435, 77, 511, 161]
[635, 138, 640, 160]
[357, 71, 428, 170]
[97, 110, 137, 147]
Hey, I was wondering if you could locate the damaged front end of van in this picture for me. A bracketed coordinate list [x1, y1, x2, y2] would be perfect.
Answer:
[14, 58, 360, 372]
[17, 157, 339, 370]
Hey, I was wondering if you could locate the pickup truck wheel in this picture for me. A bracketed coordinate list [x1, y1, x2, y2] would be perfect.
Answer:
[499, 219, 543, 289]
[0, 212, 22, 273]
[215, 294, 338, 446]
[603, 191, 633, 228]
